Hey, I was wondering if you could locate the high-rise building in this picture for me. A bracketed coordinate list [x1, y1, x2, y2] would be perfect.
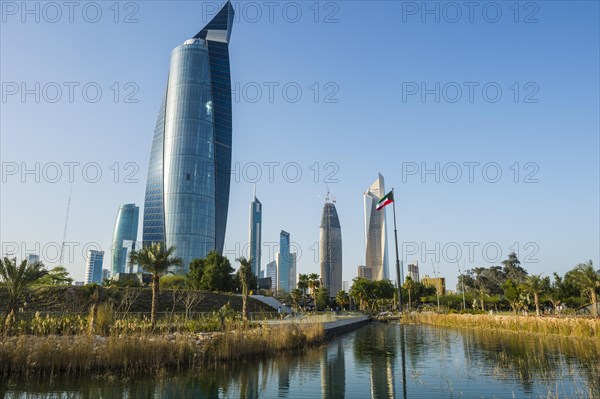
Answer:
[111, 203, 139, 276]
[357, 265, 373, 280]
[408, 261, 420, 282]
[289, 252, 297, 290]
[364, 174, 389, 280]
[248, 186, 262, 279]
[266, 260, 277, 291]
[342, 281, 350, 293]
[320, 199, 342, 296]
[142, 2, 235, 272]
[84, 250, 104, 285]
[102, 269, 111, 282]
[276, 230, 292, 292]
[26, 254, 39, 264]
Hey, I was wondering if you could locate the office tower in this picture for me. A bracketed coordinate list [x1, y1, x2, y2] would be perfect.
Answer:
[111, 203, 139, 276]
[248, 186, 262, 279]
[289, 252, 297, 290]
[276, 230, 291, 292]
[342, 281, 350, 293]
[266, 260, 278, 291]
[26, 254, 39, 264]
[143, 2, 235, 271]
[363, 174, 389, 280]
[408, 261, 420, 282]
[320, 199, 342, 296]
[357, 265, 373, 280]
[84, 250, 104, 285]
[102, 269, 111, 282]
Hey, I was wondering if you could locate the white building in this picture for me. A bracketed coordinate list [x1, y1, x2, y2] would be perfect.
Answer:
[363, 174, 389, 280]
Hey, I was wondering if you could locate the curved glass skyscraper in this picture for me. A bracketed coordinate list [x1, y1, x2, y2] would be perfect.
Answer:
[143, 2, 234, 272]
[111, 203, 139, 276]
[320, 200, 342, 296]
[364, 174, 389, 280]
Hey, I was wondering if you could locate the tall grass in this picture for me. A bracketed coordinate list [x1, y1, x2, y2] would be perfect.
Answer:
[0, 323, 325, 378]
[405, 313, 600, 339]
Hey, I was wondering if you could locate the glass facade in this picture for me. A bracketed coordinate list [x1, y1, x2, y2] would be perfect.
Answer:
[142, 2, 234, 272]
[277, 230, 291, 292]
[248, 192, 262, 278]
[111, 204, 139, 276]
[364, 174, 389, 280]
[320, 201, 342, 296]
[85, 250, 104, 285]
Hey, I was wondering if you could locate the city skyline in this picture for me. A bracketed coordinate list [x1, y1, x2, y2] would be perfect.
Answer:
[2, 2, 598, 291]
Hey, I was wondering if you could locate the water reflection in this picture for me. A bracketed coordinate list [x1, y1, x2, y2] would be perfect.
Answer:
[3, 324, 598, 398]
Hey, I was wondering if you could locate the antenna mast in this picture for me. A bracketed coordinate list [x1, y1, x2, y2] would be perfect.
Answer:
[59, 187, 72, 266]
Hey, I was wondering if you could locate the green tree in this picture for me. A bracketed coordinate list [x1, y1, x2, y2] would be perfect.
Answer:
[187, 251, 235, 292]
[403, 276, 416, 311]
[501, 278, 522, 314]
[236, 257, 252, 320]
[298, 273, 309, 305]
[522, 274, 548, 316]
[290, 288, 303, 311]
[502, 252, 528, 284]
[316, 287, 330, 310]
[350, 277, 372, 311]
[308, 273, 321, 308]
[0, 257, 47, 314]
[335, 290, 349, 310]
[35, 265, 72, 285]
[159, 274, 187, 290]
[130, 243, 182, 327]
[570, 260, 600, 317]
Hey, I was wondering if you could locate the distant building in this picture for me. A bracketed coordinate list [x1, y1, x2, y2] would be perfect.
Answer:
[342, 281, 350, 293]
[111, 203, 139, 276]
[320, 198, 342, 296]
[74, 281, 84, 286]
[266, 260, 277, 291]
[258, 277, 272, 290]
[26, 254, 39, 264]
[289, 252, 297, 290]
[277, 230, 292, 292]
[421, 275, 446, 295]
[102, 269, 111, 282]
[364, 174, 389, 281]
[248, 187, 262, 280]
[84, 250, 104, 285]
[357, 265, 373, 280]
[408, 262, 420, 282]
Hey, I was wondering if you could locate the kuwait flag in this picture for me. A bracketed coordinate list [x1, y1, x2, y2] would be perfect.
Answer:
[376, 190, 394, 211]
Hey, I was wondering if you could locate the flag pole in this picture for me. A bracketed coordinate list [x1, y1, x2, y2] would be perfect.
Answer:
[392, 187, 403, 313]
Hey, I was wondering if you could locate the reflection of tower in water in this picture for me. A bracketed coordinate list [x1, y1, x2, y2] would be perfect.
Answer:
[370, 327, 396, 399]
[320, 340, 346, 398]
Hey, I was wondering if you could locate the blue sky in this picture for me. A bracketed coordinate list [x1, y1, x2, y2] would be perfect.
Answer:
[1, 1, 599, 289]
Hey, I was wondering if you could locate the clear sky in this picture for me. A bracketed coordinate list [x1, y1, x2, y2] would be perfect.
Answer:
[1, 1, 599, 290]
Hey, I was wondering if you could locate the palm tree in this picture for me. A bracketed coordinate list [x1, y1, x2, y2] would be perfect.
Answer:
[403, 276, 415, 311]
[236, 257, 252, 321]
[307, 273, 321, 309]
[522, 274, 546, 316]
[130, 243, 182, 327]
[290, 288, 303, 312]
[0, 257, 47, 314]
[335, 290, 349, 310]
[570, 261, 600, 317]
[298, 274, 309, 308]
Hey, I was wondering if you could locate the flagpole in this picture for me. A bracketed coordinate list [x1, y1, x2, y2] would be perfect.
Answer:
[392, 187, 403, 313]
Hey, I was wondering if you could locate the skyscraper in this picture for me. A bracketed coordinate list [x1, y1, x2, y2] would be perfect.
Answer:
[248, 186, 262, 279]
[320, 199, 342, 296]
[266, 260, 277, 290]
[277, 230, 291, 292]
[84, 250, 104, 285]
[143, 2, 235, 272]
[364, 174, 389, 280]
[111, 203, 139, 276]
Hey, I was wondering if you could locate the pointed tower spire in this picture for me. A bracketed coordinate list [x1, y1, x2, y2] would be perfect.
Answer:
[194, 1, 234, 43]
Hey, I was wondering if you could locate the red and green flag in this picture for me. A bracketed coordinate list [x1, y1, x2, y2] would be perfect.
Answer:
[376, 190, 394, 211]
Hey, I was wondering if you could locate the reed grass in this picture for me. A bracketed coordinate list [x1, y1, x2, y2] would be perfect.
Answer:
[405, 313, 600, 339]
[0, 323, 325, 378]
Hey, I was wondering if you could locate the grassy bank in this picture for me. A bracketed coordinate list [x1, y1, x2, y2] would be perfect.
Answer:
[0, 323, 324, 378]
[405, 313, 600, 339]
